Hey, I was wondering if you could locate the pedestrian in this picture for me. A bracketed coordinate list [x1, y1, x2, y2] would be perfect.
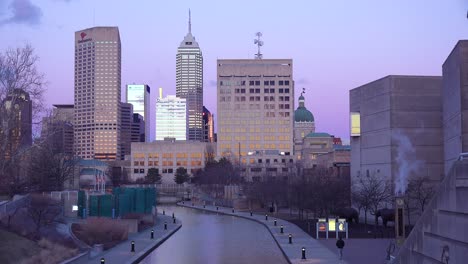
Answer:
[336, 236, 345, 260]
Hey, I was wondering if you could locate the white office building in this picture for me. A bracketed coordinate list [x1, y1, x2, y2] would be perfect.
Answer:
[156, 95, 187, 140]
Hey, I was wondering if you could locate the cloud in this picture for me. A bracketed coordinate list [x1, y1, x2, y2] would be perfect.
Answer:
[0, 0, 42, 26]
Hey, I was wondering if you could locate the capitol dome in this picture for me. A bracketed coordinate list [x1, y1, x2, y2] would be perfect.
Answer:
[294, 95, 314, 122]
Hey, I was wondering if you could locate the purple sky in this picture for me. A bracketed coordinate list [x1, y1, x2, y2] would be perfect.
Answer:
[1, 0, 467, 142]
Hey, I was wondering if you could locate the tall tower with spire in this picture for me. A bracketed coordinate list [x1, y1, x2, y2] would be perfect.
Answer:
[176, 9, 204, 141]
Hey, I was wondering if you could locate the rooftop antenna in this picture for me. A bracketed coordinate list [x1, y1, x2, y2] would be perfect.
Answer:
[301, 87, 306, 96]
[254, 32, 263, 59]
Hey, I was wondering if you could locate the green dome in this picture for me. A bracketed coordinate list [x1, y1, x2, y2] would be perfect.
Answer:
[294, 94, 314, 122]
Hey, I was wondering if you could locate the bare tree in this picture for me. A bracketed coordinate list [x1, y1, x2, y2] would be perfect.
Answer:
[27, 194, 61, 233]
[353, 172, 392, 225]
[407, 175, 435, 215]
[0, 44, 46, 196]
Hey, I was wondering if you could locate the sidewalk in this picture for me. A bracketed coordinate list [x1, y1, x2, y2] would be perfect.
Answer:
[179, 202, 348, 264]
[69, 214, 181, 264]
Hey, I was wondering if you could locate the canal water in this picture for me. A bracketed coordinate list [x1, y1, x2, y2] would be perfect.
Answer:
[141, 205, 288, 264]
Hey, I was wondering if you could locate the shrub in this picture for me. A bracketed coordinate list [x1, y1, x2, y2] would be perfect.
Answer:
[73, 218, 128, 249]
[20, 238, 78, 264]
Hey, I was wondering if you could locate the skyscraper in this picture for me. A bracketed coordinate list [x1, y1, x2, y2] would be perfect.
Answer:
[217, 59, 294, 160]
[74, 27, 121, 160]
[41, 104, 74, 156]
[176, 10, 203, 141]
[126, 84, 150, 142]
[2, 89, 32, 159]
[203, 106, 214, 142]
[156, 95, 187, 140]
[120, 102, 133, 160]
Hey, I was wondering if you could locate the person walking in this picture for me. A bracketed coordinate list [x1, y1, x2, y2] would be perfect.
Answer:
[336, 236, 345, 260]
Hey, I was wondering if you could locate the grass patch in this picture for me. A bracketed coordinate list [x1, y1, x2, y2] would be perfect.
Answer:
[0, 229, 40, 264]
[72, 218, 129, 250]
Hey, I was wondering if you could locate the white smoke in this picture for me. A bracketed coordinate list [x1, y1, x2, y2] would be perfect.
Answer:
[392, 130, 423, 195]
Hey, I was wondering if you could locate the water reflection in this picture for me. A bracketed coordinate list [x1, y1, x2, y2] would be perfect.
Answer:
[141, 205, 288, 264]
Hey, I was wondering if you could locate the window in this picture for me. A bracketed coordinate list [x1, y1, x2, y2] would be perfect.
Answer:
[251, 168, 262, 172]
[279, 89, 284, 93]
[266, 159, 270, 163]
[282, 168, 288, 172]
[134, 169, 139, 173]
[258, 159, 262, 163]
[168, 169, 174, 173]
[264, 81, 269, 85]
[250, 88, 255, 93]
[285, 80, 290, 85]
[279, 80, 284, 85]
[285, 88, 290, 93]
[264, 89, 269, 93]
[139, 169, 145, 173]
[270, 81, 275, 85]
[255, 89, 260, 93]
[270, 89, 275, 93]
[249, 80, 254, 85]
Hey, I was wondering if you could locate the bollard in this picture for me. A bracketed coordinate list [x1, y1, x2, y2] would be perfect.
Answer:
[203, 205, 206, 208]
[192, 202, 194, 206]
[250, 211, 253, 216]
[173, 217, 176, 224]
[163, 210, 165, 215]
[131, 240, 135, 252]
[217, 206, 219, 211]
[172, 213, 175, 219]
[301, 247, 306, 259]
[151, 229, 154, 239]
[112, 208, 115, 219]
[182, 201, 184, 204]
[289, 234, 292, 244]
[280, 225, 284, 234]
[232, 208, 235, 213]
[274, 219, 277, 226]
[265, 214, 268, 221]
[101, 258, 105, 264]
[164, 222, 167, 230]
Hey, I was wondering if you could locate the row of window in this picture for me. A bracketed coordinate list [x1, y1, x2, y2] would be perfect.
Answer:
[220, 80, 291, 86]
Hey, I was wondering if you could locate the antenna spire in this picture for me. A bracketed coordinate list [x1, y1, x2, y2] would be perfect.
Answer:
[188, 9, 192, 34]
[254, 32, 264, 59]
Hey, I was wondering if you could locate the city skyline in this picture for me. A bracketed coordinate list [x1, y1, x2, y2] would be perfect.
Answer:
[0, 0, 467, 141]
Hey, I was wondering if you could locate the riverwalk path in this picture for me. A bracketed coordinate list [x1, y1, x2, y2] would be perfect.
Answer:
[68, 214, 181, 264]
[178, 202, 348, 264]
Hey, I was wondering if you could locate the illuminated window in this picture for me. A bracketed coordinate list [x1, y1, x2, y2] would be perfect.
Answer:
[351, 112, 361, 136]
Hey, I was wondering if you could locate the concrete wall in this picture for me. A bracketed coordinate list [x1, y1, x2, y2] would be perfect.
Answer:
[350, 75, 443, 197]
[443, 40, 468, 174]
[395, 159, 468, 263]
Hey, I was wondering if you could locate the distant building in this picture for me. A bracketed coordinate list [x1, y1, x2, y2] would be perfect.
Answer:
[217, 59, 294, 160]
[131, 113, 145, 143]
[332, 137, 342, 146]
[156, 95, 187, 141]
[293, 94, 315, 160]
[74, 26, 122, 160]
[120, 103, 133, 160]
[130, 140, 216, 183]
[126, 84, 150, 142]
[176, 10, 204, 141]
[2, 89, 32, 159]
[350, 75, 443, 195]
[203, 106, 214, 142]
[240, 150, 296, 182]
[41, 104, 74, 156]
[300, 132, 334, 168]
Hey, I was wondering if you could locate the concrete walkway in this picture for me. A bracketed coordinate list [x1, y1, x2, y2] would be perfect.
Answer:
[178, 202, 347, 264]
[69, 214, 181, 264]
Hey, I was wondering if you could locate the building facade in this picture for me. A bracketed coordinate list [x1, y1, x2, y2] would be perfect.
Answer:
[41, 104, 74, 156]
[74, 27, 122, 160]
[126, 84, 150, 142]
[120, 103, 133, 160]
[130, 140, 216, 183]
[176, 11, 204, 141]
[442, 40, 468, 174]
[2, 89, 32, 159]
[131, 113, 145, 143]
[203, 106, 215, 142]
[156, 95, 187, 141]
[350, 75, 443, 195]
[217, 59, 294, 161]
[300, 132, 334, 168]
[240, 150, 296, 182]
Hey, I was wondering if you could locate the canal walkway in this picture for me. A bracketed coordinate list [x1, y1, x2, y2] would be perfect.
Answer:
[68, 214, 181, 264]
[178, 202, 348, 264]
